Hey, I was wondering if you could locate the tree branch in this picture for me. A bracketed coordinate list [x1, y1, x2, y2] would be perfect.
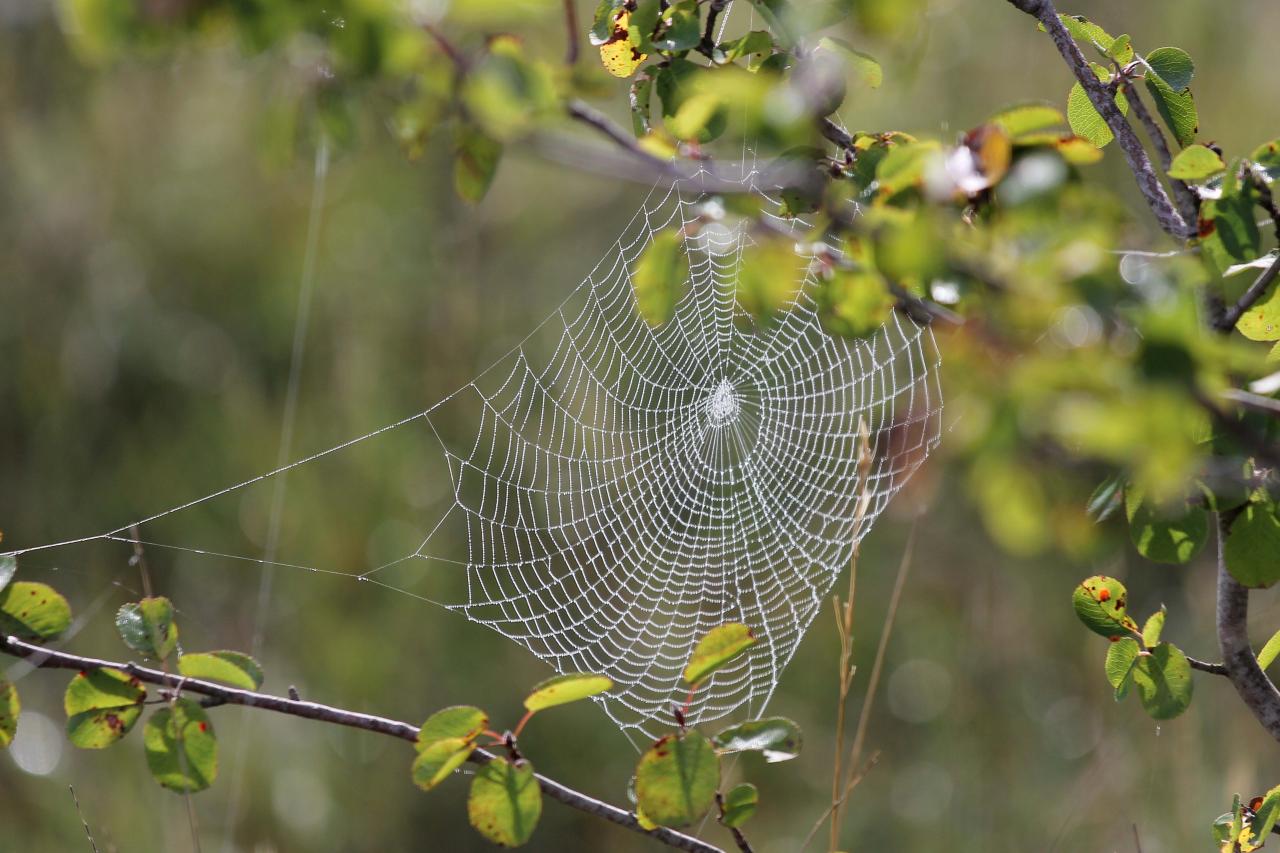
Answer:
[562, 0, 580, 65]
[1005, 0, 1194, 239]
[1122, 82, 1199, 225]
[1214, 247, 1280, 332]
[1186, 655, 1228, 676]
[0, 634, 724, 853]
[1215, 514, 1280, 743]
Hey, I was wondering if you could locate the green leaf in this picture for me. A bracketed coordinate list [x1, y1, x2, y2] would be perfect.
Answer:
[655, 58, 726, 143]
[1072, 576, 1139, 639]
[1257, 629, 1280, 672]
[416, 705, 488, 752]
[816, 37, 882, 88]
[667, 92, 723, 141]
[720, 782, 758, 828]
[1107, 34, 1133, 65]
[736, 239, 804, 325]
[524, 673, 613, 712]
[1131, 642, 1193, 720]
[711, 717, 802, 762]
[454, 124, 503, 204]
[1224, 497, 1280, 588]
[468, 758, 542, 847]
[633, 229, 690, 326]
[1066, 65, 1129, 148]
[1235, 274, 1280, 342]
[1145, 46, 1195, 92]
[989, 103, 1065, 139]
[1125, 489, 1208, 564]
[684, 623, 756, 685]
[412, 737, 475, 791]
[876, 140, 941, 196]
[1168, 144, 1224, 181]
[1086, 473, 1125, 522]
[1105, 637, 1141, 701]
[64, 668, 145, 749]
[0, 555, 15, 593]
[0, 680, 18, 748]
[590, 0, 626, 45]
[653, 1, 700, 52]
[176, 651, 264, 691]
[635, 731, 720, 827]
[1142, 607, 1166, 649]
[144, 697, 218, 793]
[1057, 14, 1115, 56]
[115, 597, 178, 661]
[0, 581, 71, 641]
[1248, 785, 1280, 846]
[816, 271, 894, 340]
[1144, 76, 1198, 148]
[1202, 167, 1263, 273]
[719, 31, 775, 72]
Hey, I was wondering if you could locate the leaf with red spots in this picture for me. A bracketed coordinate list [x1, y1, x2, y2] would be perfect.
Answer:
[1072, 576, 1139, 639]
[0, 581, 72, 642]
[0, 679, 18, 748]
[467, 757, 542, 847]
[64, 668, 145, 749]
[1247, 785, 1280, 847]
[144, 698, 218, 793]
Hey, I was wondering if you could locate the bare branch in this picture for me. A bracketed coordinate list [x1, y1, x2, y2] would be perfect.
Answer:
[1186, 655, 1228, 676]
[1005, 0, 1194, 239]
[562, 0, 580, 66]
[0, 634, 724, 853]
[1215, 514, 1280, 743]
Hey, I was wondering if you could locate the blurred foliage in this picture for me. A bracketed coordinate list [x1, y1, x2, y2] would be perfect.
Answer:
[3, 0, 1280, 850]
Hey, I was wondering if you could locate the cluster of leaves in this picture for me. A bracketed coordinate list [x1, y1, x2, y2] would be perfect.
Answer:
[1215, 786, 1280, 852]
[0, 557, 263, 791]
[413, 621, 799, 846]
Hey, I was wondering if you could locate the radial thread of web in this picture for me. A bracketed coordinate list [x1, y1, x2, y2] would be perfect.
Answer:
[411, 162, 943, 741]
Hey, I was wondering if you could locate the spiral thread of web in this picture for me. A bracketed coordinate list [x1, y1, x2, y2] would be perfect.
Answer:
[422, 162, 943, 741]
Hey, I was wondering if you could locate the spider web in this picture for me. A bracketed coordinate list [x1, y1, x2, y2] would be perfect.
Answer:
[7, 160, 942, 742]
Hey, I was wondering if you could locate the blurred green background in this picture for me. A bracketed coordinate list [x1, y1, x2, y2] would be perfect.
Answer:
[2, 1, 1279, 851]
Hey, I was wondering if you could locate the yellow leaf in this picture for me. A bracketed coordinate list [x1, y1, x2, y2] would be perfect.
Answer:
[599, 10, 647, 78]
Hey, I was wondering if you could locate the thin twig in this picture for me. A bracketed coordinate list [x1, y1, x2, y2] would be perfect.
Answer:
[0, 634, 724, 853]
[1005, 0, 1193, 239]
[562, 0, 580, 65]
[423, 23, 467, 71]
[69, 786, 101, 853]
[1221, 388, 1280, 419]
[701, 0, 728, 54]
[1186, 655, 1228, 676]
[797, 752, 880, 853]
[1214, 251, 1280, 332]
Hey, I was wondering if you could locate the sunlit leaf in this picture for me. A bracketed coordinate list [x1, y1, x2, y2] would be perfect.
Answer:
[177, 651, 264, 691]
[1168, 144, 1224, 181]
[710, 717, 802, 762]
[144, 697, 218, 793]
[1105, 636, 1140, 701]
[635, 731, 719, 827]
[599, 8, 647, 78]
[684, 623, 756, 685]
[524, 673, 613, 712]
[1142, 607, 1166, 649]
[468, 757, 542, 846]
[633, 229, 689, 326]
[64, 668, 145, 749]
[1145, 75, 1198, 148]
[1072, 576, 1139, 639]
[412, 737, 474, 791]
[1066, 65, 1129, 148]
[876, 140, 941, 197]
[0, 581, 71, 641]
[1235, 274, 1280, 342]
[1257, 629, 1280, 672]
[1056, 14, 1115, 56]
[416, 705, 488, 753]
[721, 782, 758, 828]
[1130, 642, 1193, 719]
[736, 239, 804, 326]
[0, 680, 17, 748]
[115, 596, 178, 661]
[989, 103, 1065, 139]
